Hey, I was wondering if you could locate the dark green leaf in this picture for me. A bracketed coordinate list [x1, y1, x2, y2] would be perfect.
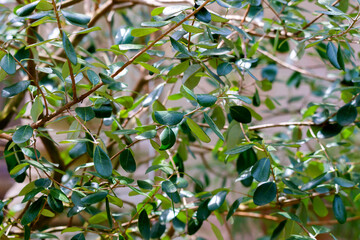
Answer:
[252, 89, 260, 107]
[50, 188, 70, 203]
[138, 210, 150, 240]
[317, 123, 343, 138]
[170, 37, 190, 55]
[197, 199, 211, 221]
[62, 10, 91, 28]
[0, 53, 16, 75]
[208, 191, 227, 211]
[251, 158, 270, 182]
[194, 6, 211, 23]
[159, 127, 176, 150]
[196, 94, 217, 107]
[21, 196, 46, 225]
[75, 107, 95, 121]
[333, 194, 346, 224]
[81, 191, 108, 205]
[105, 197, 112, 228]
[226, 144, 254, 155]
[47, 195, 64, 213]
[204, 113, 224, 141]
[154, 111, 184, 125]
[16, 1, 39, 16]
[71, 233, 85, 240]
[119, 148, 136, 173]
[301, 172, 329, 191]
[217, 62, 232, 76]
[13, 125, 33, 144]
[188, 218, 202, 235]
[143, 83, 164, 107]
[137, 180, 153, 190]
[337, 45, 345, 70]
[226, 197, 243, 220]
[271, 220, 287, 240]
[336, 104, 357, 126]
[4, 143, 26, 183]
[62, 32, 77, 65]
[253, 182, 277, 206]
[93, 146, 113, 178]
[150, 221, 166, 239]
[69, 142, 87, 159]
[93, 104, 112, 118]
[161, 180, 177, 193]
[229, 106, 252, 123]
[327, 42, 341, 70]
[262, 64, 277, 82]
[35, 178, 51, 188]
[2, 80, 31, 98]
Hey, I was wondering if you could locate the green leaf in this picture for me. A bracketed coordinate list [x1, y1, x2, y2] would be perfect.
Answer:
[161, 180, 177, 193]
[139, 62, 160, 74]
[131, 28, 159, 37]
[138, 210, 151, 240]
[119, 148, 136, 173]
[326, 42, 341, 70]
[50, 188, 70, 203]
[2, 80, 30, 98]
[317, 123, 343, 139]
[226, 144, 254, 155]
[313, 196, 328, 217]
[182, 24, 204, 33]
[9, 163, 29, 178]
[143, 83, 164, 107]
[159, 127, 176, 150]
[13, 125, 33, 144]
[71, 233, 85, 240]
[204, 113, 224, 141]
[30, 96, 43, 122]
[170, 37, 190, 55]
[151, 7, 165, 16]
[93, 146, 113, 178]
[48, 195, 64, 213]
[194, 6, 211, 23]
[75, 107, 95, 121]
[210, 222, 224, 240]
[86, 70, 100, 85]
[150, 221, 166, 239]
[271, 220, 287, 240]
[197, 199, 211, 221]
[62, 10, 91, 28]
[337, 45, 345, 70]
[208, 191, 227, 211]
[196, 94, 217, 107]
[333, 194, 347, 224]
[0, 53, 16, 75]
[253, 182, 277, 206]
[230, 106, 252, 124]
[21, 196, 46, 225]
[154, 111, 184, 125]
[336, 104, 357, 126]
[217, 62, 232, 76]
[62, 32, 77, 65]
[186, 118, 211, 143]
[188, 218, 202, 235]
[137, 180, 153, 190]
[334, 177, 355, 187]
[226, 198, 243, 220]
[81, 191, 108, 205]
[168, 60, 189, 76]
[301, 172, 329, 191]
[15, 1, 39, 16]
[251, 158, 270, 182]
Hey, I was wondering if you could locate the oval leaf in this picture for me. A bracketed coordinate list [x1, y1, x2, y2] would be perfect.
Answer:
[159, 127, 176, 150]
[13, 125, 33, 144]
[208, 190, 227, 211]
[253, 182, 277, 206]
[196, 94, 217, 107]
[62, 32, 77, 66]
[138, 210, 150, 240]
[21, 196, 46, 225]
[93, 146, 113, 178]
[0, 53, 16, 75]
[333, 194, 347, 224]
[230, 106, 252, 124]
[62, 10, 90, 27]
[131, 28, 159, 37]
[2, 80, 31, 98]
[251, 158, 270, 182]
[186, 118, 211, 143]
[75, 107, 95, 122]
[16, 1, 39, 16]
[327, 42, 341, 70]
[154, 111, 184, 125]
[336, 104, 357, 126]
[81, 191, 108, 205]
[119, 148, 136, 173]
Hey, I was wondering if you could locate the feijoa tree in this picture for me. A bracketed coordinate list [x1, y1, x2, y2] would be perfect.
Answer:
[0, 0, 360, 239]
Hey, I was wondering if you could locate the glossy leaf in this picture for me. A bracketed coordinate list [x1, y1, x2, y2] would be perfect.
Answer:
[217, 62, 233, 76]
[86, 70, 100, 85]
[194, 6, 211, 23]
[204, 113, 224, 141]
[271, 220, 287, 240]
[150, 221, 166, 239]
[154, 111, 184, 125]
[119, 148, 136, 173]
[188, 218, 203, 235]
[159, 127, 176, 150]
[13, 125, 33, 144]
[48, 195, 64, 213]
[251, 158, 270, 182]
[15, 1, 39, 16]
[226, 197, 243, 220]
[21, 196, 46, 225]
[208, 191, 227, 211]
[253, 182, 277, 206]
[62, 32, 77, 65]
[161, 180, 177, 193]
[196, 94, 217, 107]
[93, 146, 113, 178]
[0, 53, 16, 75]
[197, 199, 211, 221]
[81, 191, 108, 205]
[229, 106, 252, 123]
[62, 10, 91, 28]
[2, 80, 30, 98]
[327, 42, 341, 70]
[333, 195, 347, 224]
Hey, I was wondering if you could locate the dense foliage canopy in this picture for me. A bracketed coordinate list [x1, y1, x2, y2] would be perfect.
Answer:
[0, 0, 360, 239]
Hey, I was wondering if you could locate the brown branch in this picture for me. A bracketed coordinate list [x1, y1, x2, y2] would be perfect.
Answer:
[308, 215, 360, 226]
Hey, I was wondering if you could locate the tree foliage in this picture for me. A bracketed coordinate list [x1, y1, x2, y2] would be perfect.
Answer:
[0, 0, 360, 239]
